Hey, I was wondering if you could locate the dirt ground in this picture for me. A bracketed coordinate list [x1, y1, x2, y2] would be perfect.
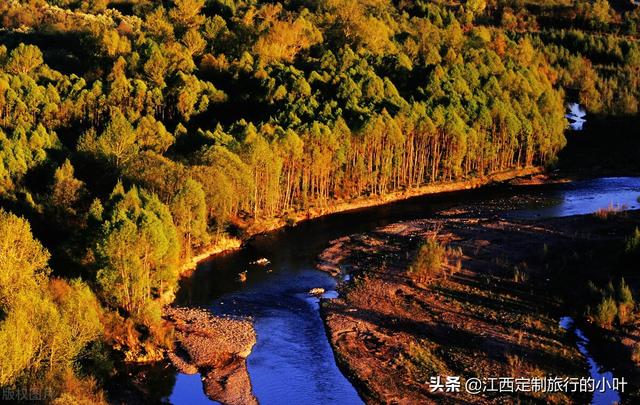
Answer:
[318, 210, 640, 404]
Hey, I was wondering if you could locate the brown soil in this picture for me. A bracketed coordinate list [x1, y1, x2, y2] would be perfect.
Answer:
[507, 173, 572, 186]
[318, 211, 640, 404]
[164, 307, 257, 404]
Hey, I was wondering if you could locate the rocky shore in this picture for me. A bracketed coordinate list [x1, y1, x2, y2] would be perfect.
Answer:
[164, 307, 257, 405]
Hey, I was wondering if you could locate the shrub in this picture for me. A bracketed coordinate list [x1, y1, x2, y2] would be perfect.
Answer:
[632, 343, 640, 364]
[513, 265, 529, 283]
[406, 341, 445, 381]
[587, 278, 636, 327]
[506, 354, 524, 378]
[409, 237, 446, 282]
[617, 278, 634, 306]
[625, 227, 640, 254]
[616, 278, 635, 325]
[594, 296, 617, 328]
[594, 203, 621, 220]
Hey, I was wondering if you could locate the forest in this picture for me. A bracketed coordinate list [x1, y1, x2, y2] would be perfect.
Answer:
[0, 0, 638, 402]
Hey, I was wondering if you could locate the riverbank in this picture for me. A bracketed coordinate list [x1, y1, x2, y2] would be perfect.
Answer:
[246, 166, 545, 235]
[135, 168, 548, 401]
[317, 209, 640, 403]
[180, 236, 243, 275]
[183, 167, 546, 276]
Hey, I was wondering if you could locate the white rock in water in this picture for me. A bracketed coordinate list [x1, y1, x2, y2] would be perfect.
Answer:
[309, 287, 325, 296]
[251, 258, 271, 266]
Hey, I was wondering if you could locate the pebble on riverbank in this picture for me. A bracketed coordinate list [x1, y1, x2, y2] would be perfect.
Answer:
[165, 307, 256, 364]
[164, 307, 257, 405]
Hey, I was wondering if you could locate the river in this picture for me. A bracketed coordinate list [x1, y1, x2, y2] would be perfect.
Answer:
[156, 177, 640, 404]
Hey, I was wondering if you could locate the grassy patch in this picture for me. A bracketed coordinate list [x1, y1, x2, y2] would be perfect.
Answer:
[403, 340, 447, 382]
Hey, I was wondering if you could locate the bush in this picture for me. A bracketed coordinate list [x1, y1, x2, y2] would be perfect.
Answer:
[632, 343, 640, 364]
[617, 278, 634, 306]
[409, 237, 446, 282]
[406, 341, 445, 380]
[594, 203, 621, 220]
[616, 278, 635, 325]
[625, 227, 640, 254]
[587, 278, 636, 327]
[513, 265, 529, 283]
[594, 296, 617, 328]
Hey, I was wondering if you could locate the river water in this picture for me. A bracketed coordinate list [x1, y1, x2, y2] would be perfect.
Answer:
[163, 177, 640, 404]
[559, 317, 621, 405]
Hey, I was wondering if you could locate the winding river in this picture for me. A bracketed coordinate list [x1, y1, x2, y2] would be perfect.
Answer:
[158, 177, 640, 404]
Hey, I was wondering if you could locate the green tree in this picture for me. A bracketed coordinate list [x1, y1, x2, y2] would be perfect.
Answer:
[5, 43, 43, 75]
[254, 16, 323, 65]
[0, 209, 50, 319]
[97, 109, 137, 167]
[0, 210, 102, 400]
[143, 46, 169, 87]
[409, 237, 446, 283]
[595, 296, 617, 328]
[95, 185, 180, 316]
[171, 178, 209, 257]
[135, 116, 175, 153]
[616, 278, 635, 324]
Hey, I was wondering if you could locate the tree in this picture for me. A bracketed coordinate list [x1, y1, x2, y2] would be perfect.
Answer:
[169, 0, 206, 31]
[171, 178, 209, 257]
[80, 0, 108, 13]
[595, 296, 617, 328]
[51, 159, 84, 214]
[193, 145, 254, 223]
[616, 278, 635, 324]
[583, 0, 613, 30]
[97, 109, 137, 167]
[144, 7, 176, 42]
[0, 209, 50, 309]
[173, 73, 226, 120]
[466, 0, 487, 19]
[241, 125, 282, 217]
[254, 16, 323, 64]
[322, 0, 396, 55]
[95, 185, 180, 316]
[182, 28, 206, 57]
[409, 237, 446, 283]
[0, 125, 59, 193]
[5, 43, 43, 75]
[0, 210, 102, 399]
[47, 278, 103, 377]
[135, 116, 175, 153]
[143, 46, 169, 87]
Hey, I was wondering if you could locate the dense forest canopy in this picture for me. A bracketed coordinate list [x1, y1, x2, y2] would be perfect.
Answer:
[0, 0, 638, 402]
